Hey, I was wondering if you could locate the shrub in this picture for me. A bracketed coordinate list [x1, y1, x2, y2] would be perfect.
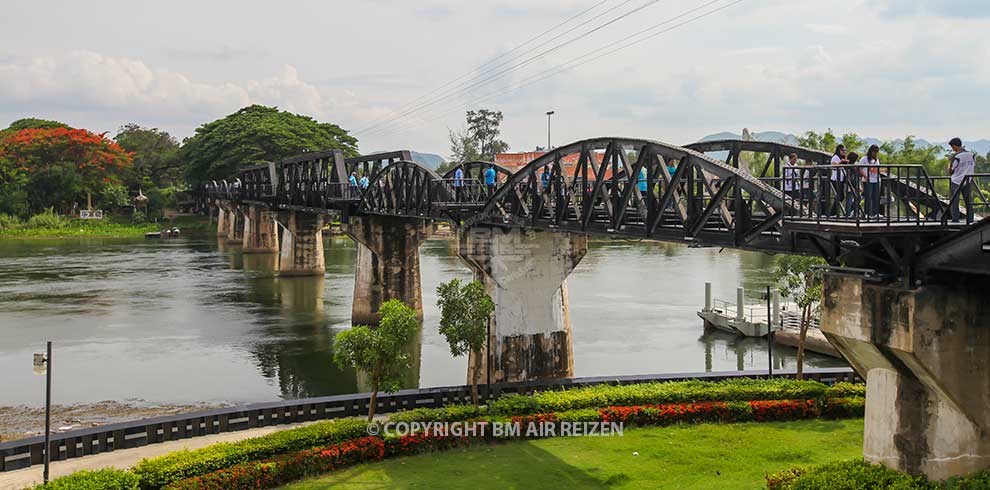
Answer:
[0, 213, 20, 230]
[133, 418, 369, 489]
[822, 398, 865, 419]
[388, 404, 482, 424]
[164, 436, 385, 490]
[34, 468, 139, 489]
[26, 208, 69, 228]
[825, 382, 866, 398]
[599, 399, 821, 426]
[766, 466, 807, 490]
[556, 408, 601, 423]
[488, 394, 541, 416]
[789, 460, 939, 490]
[528, 378, 832, 412]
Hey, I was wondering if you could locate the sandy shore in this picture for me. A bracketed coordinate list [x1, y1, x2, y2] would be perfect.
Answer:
[0, 401, 227, 443]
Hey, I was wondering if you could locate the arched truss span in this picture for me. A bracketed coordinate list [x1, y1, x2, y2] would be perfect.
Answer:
[442, 161, 513, 182]
[359, 160, 450, 218]
[474, 137, 794, 251]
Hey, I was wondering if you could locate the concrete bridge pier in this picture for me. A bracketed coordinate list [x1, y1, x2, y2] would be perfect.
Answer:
[215, 205, 228, 238]
[345, 216, 433, 325]
[224, 206, 244, 243]
[821, 274, 990, 481]
[275, 211, 325, 277]
[242, 205, 279, 253]
[458, 227, 588, 383]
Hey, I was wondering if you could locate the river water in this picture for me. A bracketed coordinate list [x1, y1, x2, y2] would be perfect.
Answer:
[0, 234, 845, 408]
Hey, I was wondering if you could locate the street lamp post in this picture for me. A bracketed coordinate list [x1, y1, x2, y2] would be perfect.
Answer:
[545, 111, 555, 150]
[33, 342, 52, 484]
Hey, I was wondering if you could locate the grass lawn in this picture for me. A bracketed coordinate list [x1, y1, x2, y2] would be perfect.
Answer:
[282, 419, 864, 490]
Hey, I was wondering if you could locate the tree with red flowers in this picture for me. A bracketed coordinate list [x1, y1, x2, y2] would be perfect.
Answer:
[0, 127, 133, 214]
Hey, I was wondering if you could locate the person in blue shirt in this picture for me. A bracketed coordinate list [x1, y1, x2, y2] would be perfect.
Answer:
[453, 166, 464, 201]
[540, 165, 550, 190]
[348, 172, 358, 187]
[638, 166, 648, 193]
[484, 165, 497, 197]
[359, 174, 369, 190]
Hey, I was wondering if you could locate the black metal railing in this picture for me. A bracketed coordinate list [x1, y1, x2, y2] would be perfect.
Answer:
[0, 368, 858, 472]
[777, 165, 984, 226]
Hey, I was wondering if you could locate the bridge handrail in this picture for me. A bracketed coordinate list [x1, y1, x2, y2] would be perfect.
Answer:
[0, 368, 859, 472]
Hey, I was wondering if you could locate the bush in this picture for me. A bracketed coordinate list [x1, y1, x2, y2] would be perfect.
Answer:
[164, 436, 385, 490]
[133, 418, 369, 489]
[528, 378, 832, 413]
[488, 394, 542, 416]
[26, 208, 69, 228]
[0, 213, 20, 230]
[388, 404, 482, 424]
[822, 398, 865, 419]
[35, 468, 139, 489]
[766, 466, 807, 490]
[825, 382, 866, 398]
[789, 460, 938, 490]
[556, 408, 601, 423]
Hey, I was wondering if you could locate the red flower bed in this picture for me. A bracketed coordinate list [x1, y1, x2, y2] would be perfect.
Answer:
[164, 436, 385, 490]
[750, 399, 818, 421]
[600, 401, 732, 425]
[385, 431, 471, 456]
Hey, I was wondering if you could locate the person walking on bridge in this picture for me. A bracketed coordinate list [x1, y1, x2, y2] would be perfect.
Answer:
[348, 171, 359, 199]
[948, 137, 976, 223]
[859, 145, 882, 218]
[453, 166, 464, 201]
[783, 153, 803, 201]
[828, 145, 849, 216]
[359, 173, 369, 190]
[484, 164, 497, 197]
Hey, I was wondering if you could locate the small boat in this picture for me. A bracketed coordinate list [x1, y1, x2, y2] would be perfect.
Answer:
[145, 228, 181, 239]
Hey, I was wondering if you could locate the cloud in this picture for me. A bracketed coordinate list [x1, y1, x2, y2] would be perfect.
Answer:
[879, 0, 990, 18]
[0, 51, 378, 138]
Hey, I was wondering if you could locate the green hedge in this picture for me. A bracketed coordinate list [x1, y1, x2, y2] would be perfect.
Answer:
[132, 418, 369, 489]
[824, 382, 866, 398]
[34, 468, 139, 490]
[386, 404, 482, 424]
[767, 459, 990, 490]
[492, 378, 835, 414]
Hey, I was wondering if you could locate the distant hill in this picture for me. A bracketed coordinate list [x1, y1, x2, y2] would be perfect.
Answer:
[409, 151, 445, 170]
[699, 131, 990, 155]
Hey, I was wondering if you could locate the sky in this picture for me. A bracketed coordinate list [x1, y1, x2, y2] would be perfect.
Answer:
[1, 0, 988, 157]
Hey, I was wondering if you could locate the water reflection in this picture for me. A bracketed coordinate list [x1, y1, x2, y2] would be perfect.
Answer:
[0, 234, 845, 407]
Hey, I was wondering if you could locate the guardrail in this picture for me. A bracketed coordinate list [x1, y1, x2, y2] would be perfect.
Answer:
[0, 368, 858, 472]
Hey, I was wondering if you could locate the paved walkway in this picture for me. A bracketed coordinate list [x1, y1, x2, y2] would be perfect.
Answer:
[0, 421, 318, 490]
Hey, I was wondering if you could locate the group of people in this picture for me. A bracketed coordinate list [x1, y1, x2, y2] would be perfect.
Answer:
[451, 164, 498, 199]
[348, 171, 370, 190]
[782, 137, 977, 222]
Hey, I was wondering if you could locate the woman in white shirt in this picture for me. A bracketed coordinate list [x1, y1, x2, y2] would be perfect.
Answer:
[859, 145, 881, 218]
[828, 145, 848, 216]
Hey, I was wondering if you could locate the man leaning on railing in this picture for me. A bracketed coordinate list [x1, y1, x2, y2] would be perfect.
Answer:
[948, 137, 976, 223]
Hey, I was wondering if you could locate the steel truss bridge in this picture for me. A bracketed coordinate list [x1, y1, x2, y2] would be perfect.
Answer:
[205, 138, 990, 283]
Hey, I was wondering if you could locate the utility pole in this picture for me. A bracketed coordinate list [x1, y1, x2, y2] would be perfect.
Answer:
[546, 111, 555, 151]
[33, 342, 52, 483]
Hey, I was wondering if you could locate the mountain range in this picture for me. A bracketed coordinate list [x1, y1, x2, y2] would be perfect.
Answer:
[699, 130, 990, 155]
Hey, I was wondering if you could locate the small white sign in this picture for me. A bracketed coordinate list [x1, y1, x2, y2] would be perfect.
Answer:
[80, 210, 104, 219]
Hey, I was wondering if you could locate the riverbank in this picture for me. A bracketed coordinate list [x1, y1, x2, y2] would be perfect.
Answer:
[0, 401, 227, 442]
[0, 214, 211, 239]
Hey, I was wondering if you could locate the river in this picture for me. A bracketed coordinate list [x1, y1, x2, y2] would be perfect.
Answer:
[0, 234, 845, 410]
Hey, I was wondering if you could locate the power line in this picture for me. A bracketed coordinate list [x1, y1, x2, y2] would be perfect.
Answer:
[355, 0, 666, 137]
[372, 0, 744, 142]
[352, 0, 612, 135]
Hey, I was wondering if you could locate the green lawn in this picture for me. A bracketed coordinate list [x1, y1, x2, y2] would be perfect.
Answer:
[283, 419, 864, 490]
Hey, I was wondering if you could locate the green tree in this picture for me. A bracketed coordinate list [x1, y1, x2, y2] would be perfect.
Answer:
[465, 109, 509, 161]
[771, 255, 827, 380]
[797, 129, 838, 152]
[436, 279, 495, 404]
[1, 118, 71, 136]
[114, 124, 183, 188]
[181, 105, 359, 183]
[448, 127, 482, 164]
[332, 300, 419, 421]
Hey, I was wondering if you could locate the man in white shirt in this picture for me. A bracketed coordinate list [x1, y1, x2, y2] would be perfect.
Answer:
[948, 137, 975, 223]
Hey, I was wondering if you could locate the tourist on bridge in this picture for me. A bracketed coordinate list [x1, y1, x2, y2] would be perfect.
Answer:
[828, 144, 849, 216]
[541, 165, 550, 190]
[948, 137, 976, 223]
[484, 164, 497, 197]
[845, 152, 860, 216]
[453, 166, 464, 201]
[783, 153, 804, 201]
[859, 145, 882, 218]
[359, 173, 369, 190]
[638, 166, 648, 193]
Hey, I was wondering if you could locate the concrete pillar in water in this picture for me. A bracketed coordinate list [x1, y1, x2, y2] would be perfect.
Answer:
[458, 227, 588, 383]
[345, 215, 433, 325]
[821, 274, 990, 480]
[276, 211, 325, 277]
[216, 206, 228, 237]
[703, 282, 713, 312]
[225, 206, 245, 243]
[242, 205, 279, 253]
[735, 287, 745, 322]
